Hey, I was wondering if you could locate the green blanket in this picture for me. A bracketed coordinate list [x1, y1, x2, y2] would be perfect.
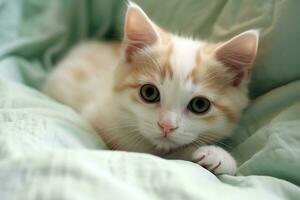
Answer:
[0, 0, 300, 199]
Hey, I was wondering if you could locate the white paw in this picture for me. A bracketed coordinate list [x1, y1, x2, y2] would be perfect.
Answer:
[191, 145, 237, 175]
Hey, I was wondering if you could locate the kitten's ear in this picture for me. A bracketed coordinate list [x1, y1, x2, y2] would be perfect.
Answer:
[214, 30, 259, 87]
[123, 3, 160, 62]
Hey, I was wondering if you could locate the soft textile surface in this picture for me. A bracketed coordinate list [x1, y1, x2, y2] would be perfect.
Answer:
[0, 0, 300, 199]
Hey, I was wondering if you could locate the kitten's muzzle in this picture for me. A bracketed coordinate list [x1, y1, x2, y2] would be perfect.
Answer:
[157, 121, 178, 138]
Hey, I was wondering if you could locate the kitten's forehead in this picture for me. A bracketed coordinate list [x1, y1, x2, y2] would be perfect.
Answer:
[169, 37, 205, 79]
[158, 37, 210, 108]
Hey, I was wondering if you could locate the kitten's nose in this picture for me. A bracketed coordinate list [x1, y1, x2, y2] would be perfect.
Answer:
[157, 121, 178, 138]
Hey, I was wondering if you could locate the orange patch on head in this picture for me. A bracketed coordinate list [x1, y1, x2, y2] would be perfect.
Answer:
[213, 103, 237, 123]
[114, 83, 140, 92]
[125, 49, 162, 80]
[189, 67, 201, 82]
[113, 58, 160, 95]
[160, 44, 174, 79]
[187, 47, 202, 82]
[195, 47, 202, 65]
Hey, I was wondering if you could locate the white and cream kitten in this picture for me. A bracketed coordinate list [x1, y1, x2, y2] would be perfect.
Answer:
[44, 3, 259, 175]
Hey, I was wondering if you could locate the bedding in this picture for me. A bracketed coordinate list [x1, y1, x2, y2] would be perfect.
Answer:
[0, 0, 300, 199]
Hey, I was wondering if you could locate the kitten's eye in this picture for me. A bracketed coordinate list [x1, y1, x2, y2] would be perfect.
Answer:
[140, 84, 160, 103]
[188, 97, 210, 114]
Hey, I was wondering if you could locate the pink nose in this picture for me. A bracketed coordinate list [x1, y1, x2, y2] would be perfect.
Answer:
[157, 122, 178, 138]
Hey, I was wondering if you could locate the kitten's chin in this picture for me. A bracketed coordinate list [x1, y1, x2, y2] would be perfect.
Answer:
[149, 137, 181, 152]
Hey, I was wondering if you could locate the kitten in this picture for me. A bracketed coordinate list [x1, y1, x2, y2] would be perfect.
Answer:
[44, 3, 259, 175]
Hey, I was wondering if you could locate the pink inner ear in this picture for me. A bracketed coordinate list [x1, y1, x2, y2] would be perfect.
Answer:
[232, 71, 244, 87]
[126, 29, 157, 44]
[124, 25, 158, 63]
[125, 42, 146, 63]
[125, 29, 157, 62]
[217, 50, 253, 87]
[123, 4, 159, 63]
[217, 49, 255, 71]
[215, 31, 258, 87]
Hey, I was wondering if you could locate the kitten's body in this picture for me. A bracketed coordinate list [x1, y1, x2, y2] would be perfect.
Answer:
[45, 3, 259, 175]
[45, 42, 120, 111]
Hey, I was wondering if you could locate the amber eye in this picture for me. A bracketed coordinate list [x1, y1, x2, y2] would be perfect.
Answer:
[188, 97, 211, 114]
[140, 84, 160, 103]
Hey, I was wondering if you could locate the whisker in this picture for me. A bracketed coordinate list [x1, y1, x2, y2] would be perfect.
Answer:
[200, 134, 233, 149]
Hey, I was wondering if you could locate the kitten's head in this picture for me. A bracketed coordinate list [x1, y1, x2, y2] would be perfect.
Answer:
[112, 3, 258, 151]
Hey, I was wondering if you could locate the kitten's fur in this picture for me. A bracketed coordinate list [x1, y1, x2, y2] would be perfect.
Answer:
[44, 3, 259, 175]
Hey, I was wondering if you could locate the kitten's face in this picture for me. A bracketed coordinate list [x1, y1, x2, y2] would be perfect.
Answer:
[111, 4, 258, 151]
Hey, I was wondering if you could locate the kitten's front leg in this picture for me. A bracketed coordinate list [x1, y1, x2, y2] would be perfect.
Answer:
[192, 145, 237, 175]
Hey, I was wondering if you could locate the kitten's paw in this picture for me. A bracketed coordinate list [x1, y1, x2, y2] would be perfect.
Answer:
[191, 145, 237, 175]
